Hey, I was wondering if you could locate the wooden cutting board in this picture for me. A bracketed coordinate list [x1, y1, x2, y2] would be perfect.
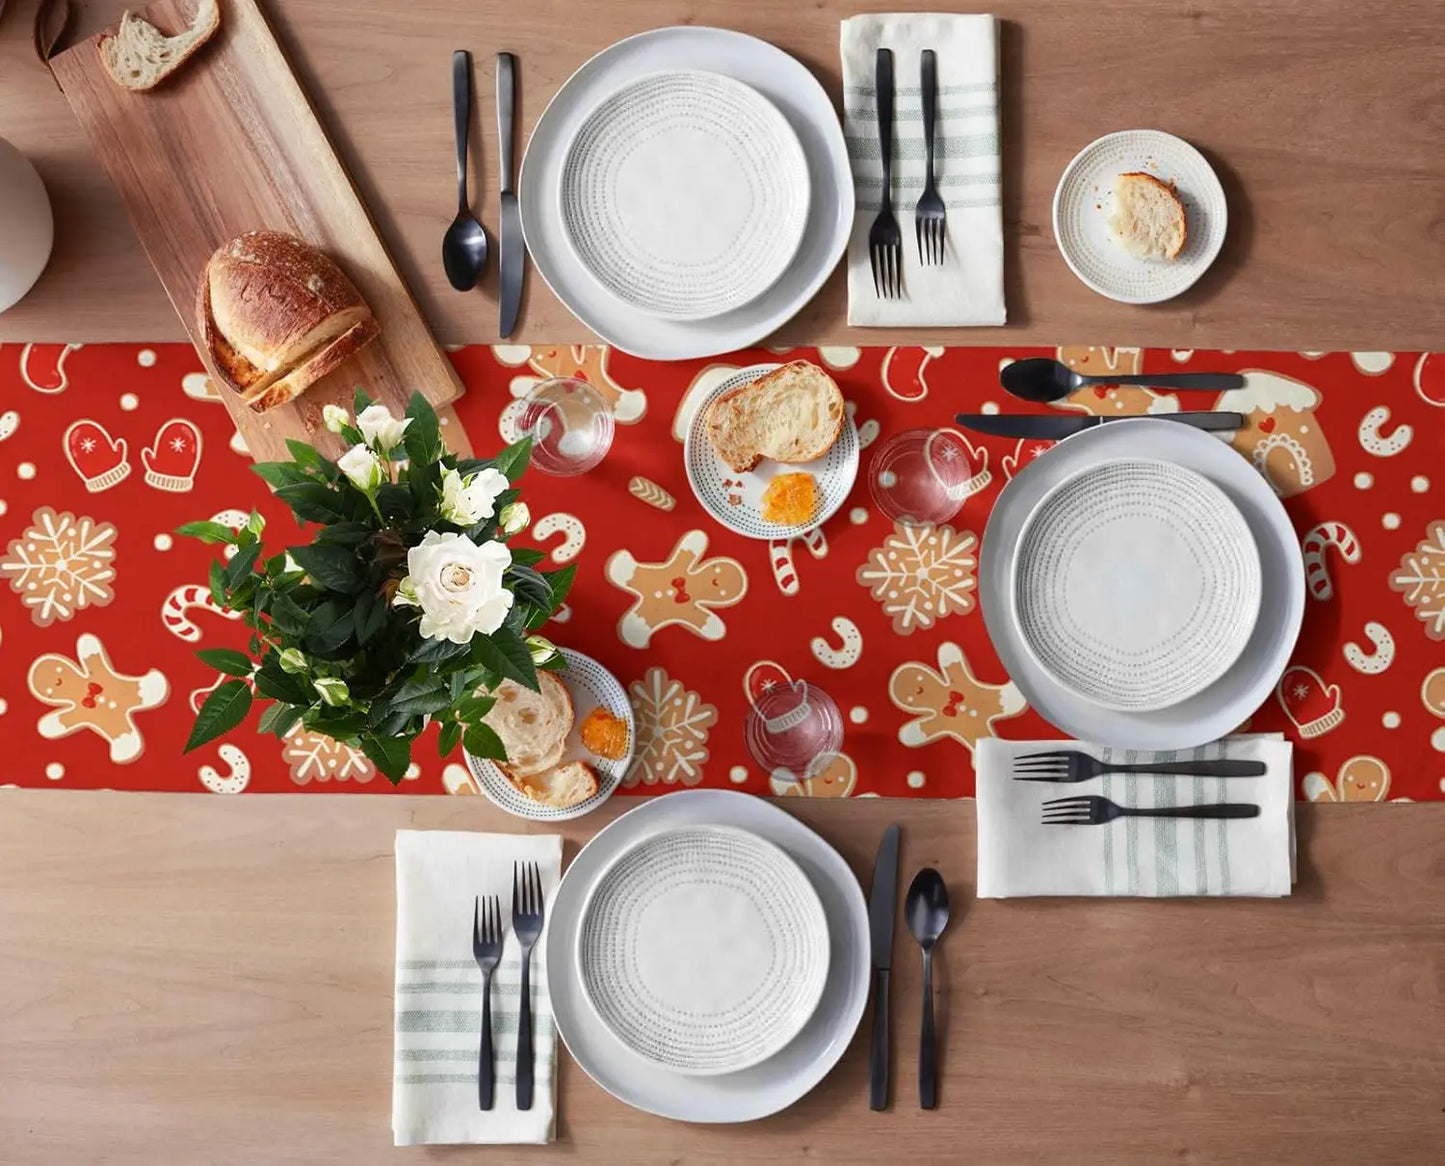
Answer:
[50, 0, 471, 462]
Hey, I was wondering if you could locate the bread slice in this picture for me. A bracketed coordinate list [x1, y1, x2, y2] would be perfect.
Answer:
[197, 231, 380, 412]
[99, 0, 221, 92]
[512, 762, 598, 810]
[1108, 172, 1187, 261]
[483, 672, 574, 779]
[705, 361, 845, 473]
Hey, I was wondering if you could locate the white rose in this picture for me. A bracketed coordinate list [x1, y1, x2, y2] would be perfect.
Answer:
[394, 531, 513, 644]
[337, 443, 384, 491]
[498, 501, 530, 535]
[438, 466, 510, 526]
[356, 404, 411, 452]
[322, 404, 349, 434]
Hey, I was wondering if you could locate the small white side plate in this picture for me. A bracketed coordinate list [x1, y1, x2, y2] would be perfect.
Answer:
[464, 648, 633, 821]
[575, 825, 829, 1076]
[683, 363, 859, 540]
[559, 71, 810, 321]
[1052, 129, 1227, 304]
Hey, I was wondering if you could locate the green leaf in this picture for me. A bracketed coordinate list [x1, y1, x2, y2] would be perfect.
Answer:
[448, 670, 467, 704]
[528, 562, 577, 631]
[196, 648, 253, 678]
[389, 686, 453, 717]
[176, 520, 238, 545]
[228, 574, 260, 611]
[409, 635, 471, 666]
[402, 391, 443, 466]
[470, 627, 537, 690]
[184, 679, 252, 753]
[283, 439, 328, 472]
[463, 721, 508, 761]
[253, 659, 314, 705]
[455, 694, 496, 723]
[353, 387, 374, 414]
[244, 510, 265, 537]
[257, 701, 304, 738]
[222, 543, 261, 593]
[314, 521, 374, 548]
[304, 602, 355, 654]
[208, 560, 227, 608]
[376, 482, 415, 523]
[361, 732, 412, 784]
[506, 564, 553, 610]
[288, 544, 360, 593]
[314, 710, 369, 739]
[508, 547, 546, 568]
[490, 437, 532, 483]
[437, 720, 462, 757]
[251, 461, 312, 489]
[268, 591, 311, 637]
[275, 482, 345, 524]
[339, 423, 365, 447]
[354, 587, 387, 645]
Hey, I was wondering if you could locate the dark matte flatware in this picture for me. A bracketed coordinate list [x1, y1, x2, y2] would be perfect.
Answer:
[904, 868, 949, 1111]
[913, 49, 945, 266]
[1015, 750, 1268, 783]
[1042, 795, 1261, 825]
[442, 50, 488, 292]
[954, 412, 1245, 440]
[867, 823, 900, 1111]
[471, 894, 503, 1110]
[1001, 357, 1245, 404]
[867, 48, 901, 299]
[496, 52, 524, 338]
[511, 861, 545, 1110]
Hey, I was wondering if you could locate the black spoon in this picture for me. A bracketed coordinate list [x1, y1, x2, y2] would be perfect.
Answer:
[1001, 357, 1245, 404]
[905, 867, 950, 1110]
[442, 50, 489, 291]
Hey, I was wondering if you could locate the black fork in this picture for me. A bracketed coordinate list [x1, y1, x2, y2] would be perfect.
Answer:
[1015, 749, 1268, 783]
[867, 47, 902, 298]
[1042, 795, 1261, 825]
[471, 895, 503, 1110]
[511, 862, 546, 1111]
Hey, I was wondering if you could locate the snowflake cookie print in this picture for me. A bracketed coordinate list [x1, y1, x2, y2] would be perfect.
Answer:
[857, 521, 978, 635]
[282, 727, 377, 785]
[2, 506, 117, 627]
[1389, 519, 1445, 641]
[625, 667, 718, 787]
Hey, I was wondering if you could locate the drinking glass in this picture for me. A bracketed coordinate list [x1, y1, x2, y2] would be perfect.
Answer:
[518, 376, 614, 475]
[868, 427, 981, 526]
[744, 679, 845, 784]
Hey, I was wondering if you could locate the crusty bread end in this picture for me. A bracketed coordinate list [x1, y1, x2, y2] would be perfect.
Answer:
[99, 0, 221, 92]
[513, 761, 598, 810]
[1108, 171, 1187, 261]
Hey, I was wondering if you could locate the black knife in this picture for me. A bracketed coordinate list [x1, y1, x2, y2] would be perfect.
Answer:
[496, 52, 523, 338]
[954, 412, 1244, 439]
[868, 824, 900, 1111]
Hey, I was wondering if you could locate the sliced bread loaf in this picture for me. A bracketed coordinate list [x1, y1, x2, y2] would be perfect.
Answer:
[482, 672, 574, 779]
[99, 0, 221, 92]
[1108, 172, 1187, 261]
[704, 361, 845, 473]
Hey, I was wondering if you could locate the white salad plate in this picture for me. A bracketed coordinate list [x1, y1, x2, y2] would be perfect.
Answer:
[1052, 129, 1227, 304]
[519, 27, 854, 359]
[464, 648, 632, 822]
[1011, 458, 1261, 712]
[575, 824, 829, 1076]
[980, 420, 1303, 750]
[547, 789, 870, 1123]
[558, 70, 810, 321]
[683, 363, 860, 540]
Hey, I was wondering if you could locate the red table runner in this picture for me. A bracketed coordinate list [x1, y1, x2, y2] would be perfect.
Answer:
[1, 341, 1441, 801]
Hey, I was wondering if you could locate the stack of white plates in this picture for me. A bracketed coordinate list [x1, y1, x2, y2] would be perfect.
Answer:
[980, 420, 1304, 750]
[521, 28, 853, 359]
[547, 790, 870, 1122]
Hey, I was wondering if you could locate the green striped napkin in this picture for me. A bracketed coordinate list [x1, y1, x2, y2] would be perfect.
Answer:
[393, 830, 560, 1145]
[841, 13, 1006, 325]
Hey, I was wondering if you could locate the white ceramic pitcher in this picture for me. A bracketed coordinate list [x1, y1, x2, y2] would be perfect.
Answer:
[0, 137, 54, 314]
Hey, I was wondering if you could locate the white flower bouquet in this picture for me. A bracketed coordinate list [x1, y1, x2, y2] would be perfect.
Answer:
[177, 391, 570, 783]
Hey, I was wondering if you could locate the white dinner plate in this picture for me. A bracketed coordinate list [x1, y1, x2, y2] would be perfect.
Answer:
[1011, 458, 1261, 712]
[575, 825, 829, 1076]
[558, 71, 810, 321]
[546, 789, 870, 1122]
[980, 420, 1303, 750]
[464, 648, 632, 821]
[519, 27, 854, 359]
[1052, 129, 1227, 304]
[684, 363, 859, 540]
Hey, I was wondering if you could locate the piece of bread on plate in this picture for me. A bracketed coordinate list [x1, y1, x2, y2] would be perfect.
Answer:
[197, 230, 380, 412]
[99, 0, 221, 92]
[1108, 172, 1187, 261]
[512, 761, 598, 810]
[482, 671, 574, 779]
[705, 361, 845, 473]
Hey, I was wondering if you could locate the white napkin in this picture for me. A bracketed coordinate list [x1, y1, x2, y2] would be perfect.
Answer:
[840, 13, 1005, 326]
[393, 830, 561, 1146]
[975, 736, 1294, 898]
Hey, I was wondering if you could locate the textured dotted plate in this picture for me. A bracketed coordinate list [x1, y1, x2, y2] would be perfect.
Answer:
[1011, 458, 1261, 712]
[575, 825, 830, 1076]
[465, 648, 633, 821]
[1052, 129, 1227, 304]
[684, 363, 859, 541]
[559, 71, 810, 321]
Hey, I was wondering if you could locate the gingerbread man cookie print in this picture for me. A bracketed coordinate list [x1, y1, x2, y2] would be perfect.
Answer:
[605, 530, 748, 648]
[889, 642, 1025, 754]
[27, 633, 168, 763]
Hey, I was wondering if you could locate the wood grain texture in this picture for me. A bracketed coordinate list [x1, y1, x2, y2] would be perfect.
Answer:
[0, 789, 1439, 1164]
[1, 0, 1442, 350]
[45, 0, 466, 463]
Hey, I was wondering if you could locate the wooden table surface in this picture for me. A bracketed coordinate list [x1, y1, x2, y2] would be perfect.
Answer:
[0, 789, 1440, 1164]
[1, 0, 1442, 349]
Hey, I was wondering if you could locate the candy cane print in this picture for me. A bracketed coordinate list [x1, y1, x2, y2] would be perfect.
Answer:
[811, 617, 863, 669]
[1301, 522, 1360, 601]
[162, 583, 242, 642]
[1342, 622, 1395, 675]
[532, 512, 586, 563]
[1356, 405, 1413, 457]
[198, 744, 251, 794]
[768, 528, 828, 596]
